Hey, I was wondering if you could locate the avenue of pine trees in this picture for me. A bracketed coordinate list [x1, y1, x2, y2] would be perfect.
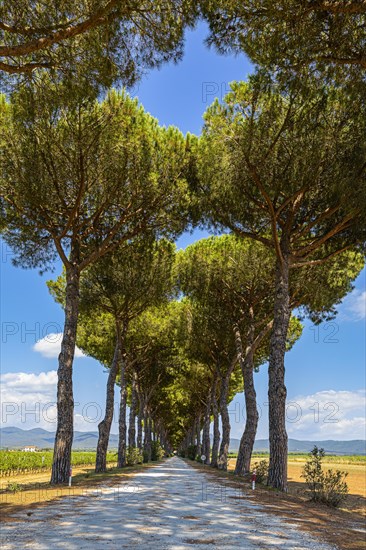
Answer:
[1, 2, 365, 491]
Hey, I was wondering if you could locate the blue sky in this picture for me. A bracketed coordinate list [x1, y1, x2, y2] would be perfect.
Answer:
[1, 23, 365, 442]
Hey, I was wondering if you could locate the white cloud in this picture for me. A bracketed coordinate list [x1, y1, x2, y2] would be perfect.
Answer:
[1, 370, 58, 392]
[33, 333, 86, 359]
[339, 289, 366, 321]
[1, 370, 58, 429]
[231, 389, 366, 441]
[0, 370, 113, 432]
[286, 389, 366, 440]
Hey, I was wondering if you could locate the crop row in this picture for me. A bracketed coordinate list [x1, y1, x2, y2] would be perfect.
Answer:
[0, 451, 117, 476]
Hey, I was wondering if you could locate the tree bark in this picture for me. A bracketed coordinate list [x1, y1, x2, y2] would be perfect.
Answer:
[95, 323, 121, 473]
[143, 406, 152, 461]
[202, 390, 211, 464]
[211, 375, 220, 468]
[234, 319, 259, 476]
[137, 388, 144, 450]
[189, 423, 195, 446]
[117, 359, 127, 468]
[51, 263, 80, 484]
[196, 414, 202, 458]
[217, 374, 231, 471]
[267, 238, 291, 491]
[152, 418, 156, 442]
[128, 372, 138, 448]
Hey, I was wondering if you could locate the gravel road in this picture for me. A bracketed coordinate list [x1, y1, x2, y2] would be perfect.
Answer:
[1, 456, 337, 549]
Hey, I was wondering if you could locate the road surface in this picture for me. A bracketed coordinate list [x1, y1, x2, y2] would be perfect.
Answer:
[1, 457, 336, 549]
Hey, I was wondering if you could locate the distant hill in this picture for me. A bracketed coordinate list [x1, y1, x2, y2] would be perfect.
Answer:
[1, 427, 365, 455]
[0, 427, 119, 450]
[228, 437, 366, 455]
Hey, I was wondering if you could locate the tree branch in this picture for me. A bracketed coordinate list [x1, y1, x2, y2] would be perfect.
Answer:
[309, 1, 366, 15]
[0, 60, 54, 73]
[290, 244, 355, 268]
[0, 0, 121, 58]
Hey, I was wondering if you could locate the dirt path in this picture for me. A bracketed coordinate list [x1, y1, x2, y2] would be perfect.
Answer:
[0, 457, 337, 549]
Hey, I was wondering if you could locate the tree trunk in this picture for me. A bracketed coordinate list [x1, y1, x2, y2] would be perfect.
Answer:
[137, 389, 143, 450]
[267, 239, 291, 491]
[217, 374, 231, 471]
[234, 320, 259, 476]
[211, 375, 220, 468]
[189, 423, 195, 446]
[95, 325, 121, 473]
[147, 415, 152, 461]
[143, 406, 152, 461]
[51, 264, 80, 484]
[160, 428, 165, 449]
[202, 390, 211, 464]
[152, 418, 156, 442]
[196, 414, 201, 459]
[128, 372, 138, 448]
[117, 359, 127, 468]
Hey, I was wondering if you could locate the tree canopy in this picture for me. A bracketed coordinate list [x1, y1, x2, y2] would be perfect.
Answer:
[1, 87, 191, 272]
[201, 0, 366, 88]
[0, 1, 198, 96]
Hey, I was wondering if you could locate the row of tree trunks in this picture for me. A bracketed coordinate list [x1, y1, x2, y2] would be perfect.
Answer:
[93, 324, 170, 473]
[189, 424, 195, 446]
[143, 404, 152, 461]
[211, 374, 220, 468]
[95, 323, 122, 473]
[137, 386, 144, 450]
[196, 413, 202, 458]
[117, 359, 127, 468]
[128, 372, 138, 448]
[201, 390, 211, 464]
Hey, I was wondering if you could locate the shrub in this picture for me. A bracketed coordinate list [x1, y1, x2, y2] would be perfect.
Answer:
[302, 446, 348, 507]
[126, 447, 143, 466]
[321, 469, 349, 507]
[151, 441, 165, 461]
[253, 459, 269, 483]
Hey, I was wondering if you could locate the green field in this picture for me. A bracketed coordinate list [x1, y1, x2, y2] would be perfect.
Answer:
[0, 451, 118, 476]
[227, 452, 366, 465]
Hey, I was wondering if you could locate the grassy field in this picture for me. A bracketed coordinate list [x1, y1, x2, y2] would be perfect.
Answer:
[228, 452, 366, 464]
[0, 450, 117, 476]
[228, 454, 366, 515]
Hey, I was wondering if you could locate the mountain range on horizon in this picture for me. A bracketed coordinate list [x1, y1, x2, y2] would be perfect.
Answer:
[1, 426, 365, 454]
